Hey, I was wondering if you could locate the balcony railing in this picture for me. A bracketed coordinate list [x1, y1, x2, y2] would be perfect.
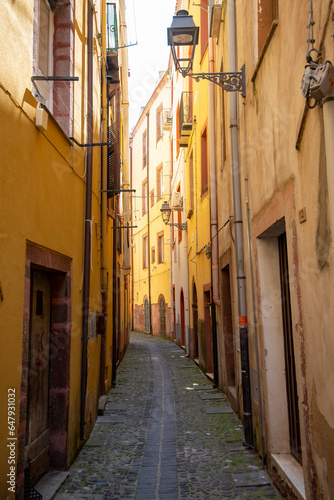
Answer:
[179, 92, 193, 147]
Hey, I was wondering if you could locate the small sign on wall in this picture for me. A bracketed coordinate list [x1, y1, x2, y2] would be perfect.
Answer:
[298, 207, 307, 223]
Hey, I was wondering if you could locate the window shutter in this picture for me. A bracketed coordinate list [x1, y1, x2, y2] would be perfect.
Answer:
[107, 89, 120, 198]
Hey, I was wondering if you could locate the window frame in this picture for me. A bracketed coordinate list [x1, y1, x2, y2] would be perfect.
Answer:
[143, 234, 148, 269]
[142, 179, 148, 215]
[36, 0, 54, 111]
[201, 125, 208, 196]
[156, 164, 163, 201]
[156, 103, 163, 142]
[157, 231, 164, 264]
[142, 129, 147, 169]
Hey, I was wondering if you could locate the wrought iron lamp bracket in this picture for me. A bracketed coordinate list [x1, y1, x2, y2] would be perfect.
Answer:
[168, 222, 187, 231]
[187, 64, 246, 97]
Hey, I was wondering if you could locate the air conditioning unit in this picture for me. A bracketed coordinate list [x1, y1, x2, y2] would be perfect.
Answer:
[172, 192, 183, 211]
[163, 110, 172, 130]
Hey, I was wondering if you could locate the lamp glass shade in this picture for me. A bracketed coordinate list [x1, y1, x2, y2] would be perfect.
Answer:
[160, 202, 171, 225]
[167, 10, 199, 47]
[167, 10, 199, 76]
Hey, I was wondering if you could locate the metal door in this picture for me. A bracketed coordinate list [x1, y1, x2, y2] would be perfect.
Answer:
[26, 270, 51, 484]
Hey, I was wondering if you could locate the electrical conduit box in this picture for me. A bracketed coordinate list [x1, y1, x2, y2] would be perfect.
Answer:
[35, 107, 48, 131]
[309, 62, 334, 101]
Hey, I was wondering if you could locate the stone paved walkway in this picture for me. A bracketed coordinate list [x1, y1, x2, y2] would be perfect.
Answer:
[54, 332, 281, 500]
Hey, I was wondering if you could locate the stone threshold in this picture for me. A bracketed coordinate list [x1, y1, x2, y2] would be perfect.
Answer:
[271, 453, 306, 500]
[35, 470, 69, 500]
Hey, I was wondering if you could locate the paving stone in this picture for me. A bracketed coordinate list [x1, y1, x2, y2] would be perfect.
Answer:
[85, 436, 106, 446]
[105, 403, 128, 411]
[204, 406, 234, 414]
[96, 414, 125, 424]
[232, 471, 271, 487]
[200, 393, 225, 400]
[226, 443, 248, 452]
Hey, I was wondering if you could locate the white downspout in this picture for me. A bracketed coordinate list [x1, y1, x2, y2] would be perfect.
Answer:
[227, 0, 253, 447]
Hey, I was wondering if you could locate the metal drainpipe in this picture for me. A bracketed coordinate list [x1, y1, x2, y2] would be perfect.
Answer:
[208, 36, 219, 387]
[228, 0, 253, 447]
[80, 0, 94, 441]
[182, 155, 190, 356]
[112, 196, 118, 386]
[146, 112, 152, 335]
[242, 99, 264, 463]
[130, 143, 135, 331]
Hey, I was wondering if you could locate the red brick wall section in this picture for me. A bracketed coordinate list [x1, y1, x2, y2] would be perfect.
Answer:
[134, 302, 172, 338]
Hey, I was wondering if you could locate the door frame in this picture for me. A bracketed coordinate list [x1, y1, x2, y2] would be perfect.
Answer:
[18, 243, 72, 495]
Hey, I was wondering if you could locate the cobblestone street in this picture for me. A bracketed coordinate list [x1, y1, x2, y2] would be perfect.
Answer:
[54, 332, 281, 500]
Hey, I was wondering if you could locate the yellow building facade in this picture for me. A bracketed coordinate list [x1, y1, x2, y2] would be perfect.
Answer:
[131, 74, 172, 338]
[169, 0, 215, 375]
[0, 0, 129, 497]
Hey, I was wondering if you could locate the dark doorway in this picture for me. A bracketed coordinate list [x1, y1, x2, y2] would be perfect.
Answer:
[278, 232, 302, 464]
[204, 290, 213, 373]
[172, 286, 176, 341]
[192, 283, 198, 359]
[222, 265, 235, 388]
[180, 290, 185, 347]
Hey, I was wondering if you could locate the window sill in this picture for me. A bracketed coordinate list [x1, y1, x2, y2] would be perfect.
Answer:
[39, 104, 73, 147]
[251, 20, 278, 83]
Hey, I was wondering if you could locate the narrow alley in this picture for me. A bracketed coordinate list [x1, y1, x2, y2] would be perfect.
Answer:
[52, 332, 281, 500]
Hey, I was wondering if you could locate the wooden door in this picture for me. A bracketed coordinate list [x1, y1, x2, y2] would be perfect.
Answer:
[27, 270, 51, 484]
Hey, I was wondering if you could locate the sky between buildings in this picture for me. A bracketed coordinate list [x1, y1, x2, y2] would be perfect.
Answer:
[127, 0, 176, 130]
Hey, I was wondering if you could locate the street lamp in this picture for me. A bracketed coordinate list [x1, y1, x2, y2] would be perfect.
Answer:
[168, 10, 246, 97]
[160, 201, 187, 231]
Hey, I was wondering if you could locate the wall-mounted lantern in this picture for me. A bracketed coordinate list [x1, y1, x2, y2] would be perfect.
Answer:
[160, 201, 187, 231]
[168, 10, 245, 97]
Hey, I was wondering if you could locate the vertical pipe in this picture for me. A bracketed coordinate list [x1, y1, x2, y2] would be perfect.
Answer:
[208, 36, 219, 387]
[242, 99, 264, 463]
[228, 0, 253, 447]
[112, 197, 118, 386]
[182, 156, 190, 356]
[146, 112, 152, 335]
[80, 0, 94, 441]
[130, 142, 135, 330]
[100, 0, 108, 398]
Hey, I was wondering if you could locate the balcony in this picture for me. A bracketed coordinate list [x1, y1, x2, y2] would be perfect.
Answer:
[106, 3, 120, 83]
[179, 92, 193, 147]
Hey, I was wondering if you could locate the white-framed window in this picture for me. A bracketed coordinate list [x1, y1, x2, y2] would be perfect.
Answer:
[156, 164, 163, 201]
[33, 0, 74, 135]
[35, 0, 54, 110]
[157, 231, 164, 264]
